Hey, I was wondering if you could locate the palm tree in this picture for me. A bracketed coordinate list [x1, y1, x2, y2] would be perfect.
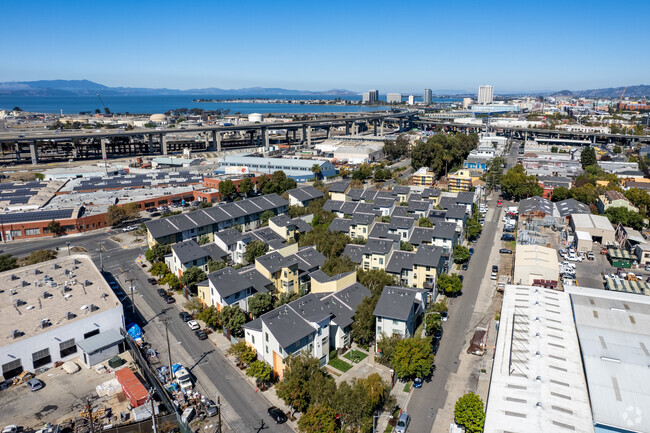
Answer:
[311, 164, 322, 180]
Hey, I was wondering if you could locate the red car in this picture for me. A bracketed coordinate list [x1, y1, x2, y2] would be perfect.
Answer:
[497, 201, 503, 207]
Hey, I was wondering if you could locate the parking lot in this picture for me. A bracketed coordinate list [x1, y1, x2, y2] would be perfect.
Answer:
[0, 355, 133, 429]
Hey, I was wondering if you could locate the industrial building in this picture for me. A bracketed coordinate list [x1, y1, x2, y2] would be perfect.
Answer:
[570, 213, 616, 245]
[513, 245, 559, 286]
[0, 255, 125, 380]
[567, 286, 650, 433]
[216, 155, 337, 182]
[484, 285, 595, 433]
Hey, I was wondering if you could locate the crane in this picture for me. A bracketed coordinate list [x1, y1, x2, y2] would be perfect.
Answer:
[97, 93, 110, 114]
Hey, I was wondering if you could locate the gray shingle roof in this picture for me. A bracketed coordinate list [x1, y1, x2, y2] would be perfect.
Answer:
[413, 245, 443, 267]
[327, 180, 351, 193]
[519, 196, 553, 215]
[362, 237, 395, 255]
[421, 187, 441, 198]
[445, 204, 467, 220]
[432, 222, 457, 240]
[346, 188, 364, 201]
[391, 206, 409, 217]
[173, 239, 226, 264]
[369, 222, 390, 238]
[288, 186, 324, 203]
[373, 286, 420, 321]
[556, 198, 590, 217]
[389, 216, 416, 230]
[386, 251, 415, 273]
[409, 227, 436, 246]
[310, 270, 356, 284]
[351, 213, 376, 226]
[328, 218, 352, 233]
[293, 247, 326, 272]
[256, 251, 299, 273]
[214, 228, 245, 246]
[321, 282, 371, 328]
[342, 244, 364, 264]
[208, 266, 271, 299]
[392, 186, 411, 195]
[260, 306, 315, 349]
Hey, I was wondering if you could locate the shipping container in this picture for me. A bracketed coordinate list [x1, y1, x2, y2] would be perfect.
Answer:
[115, 368, 149, 408]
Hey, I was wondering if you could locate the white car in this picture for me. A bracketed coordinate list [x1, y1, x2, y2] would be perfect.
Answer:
[187, 320, 200, 330]
[2, 426, 19, 433]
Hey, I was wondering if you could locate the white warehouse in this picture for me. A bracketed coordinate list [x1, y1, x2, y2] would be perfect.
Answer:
[0, 255, 124, 380]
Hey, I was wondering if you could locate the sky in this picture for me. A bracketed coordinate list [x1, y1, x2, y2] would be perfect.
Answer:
[1, 0, 649, 93]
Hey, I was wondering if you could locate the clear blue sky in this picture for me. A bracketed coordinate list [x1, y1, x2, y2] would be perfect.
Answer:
[2, 0, 649, 93]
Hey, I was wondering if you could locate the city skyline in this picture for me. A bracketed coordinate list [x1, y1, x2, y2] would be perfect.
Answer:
[2, 0, 649, 93]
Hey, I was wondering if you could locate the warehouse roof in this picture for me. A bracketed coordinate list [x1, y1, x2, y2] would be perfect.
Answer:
[220, 155, 332, 169]
[571, 213, 614, 232]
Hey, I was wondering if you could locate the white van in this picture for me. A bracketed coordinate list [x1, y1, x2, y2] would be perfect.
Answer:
[174, 367, 193, 390]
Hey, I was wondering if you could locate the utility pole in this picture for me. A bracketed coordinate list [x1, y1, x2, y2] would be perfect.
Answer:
[150, 389, 157, 433]
[86, 397, 96, 433]
[97, 242, 105, 272]
[125, 276, 136, 314]
[217, 394, 222, 433]
[164, 318, 173, 382]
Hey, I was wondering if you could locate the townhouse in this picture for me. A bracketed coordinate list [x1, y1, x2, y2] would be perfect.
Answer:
[374, 286, 429, 341]
[200, 265, 273, 311]
[287, 186, 324, 207]
[166, 239, 229, 277]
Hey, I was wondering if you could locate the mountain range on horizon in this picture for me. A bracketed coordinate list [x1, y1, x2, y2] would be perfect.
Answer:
[0, 80, 648, 99]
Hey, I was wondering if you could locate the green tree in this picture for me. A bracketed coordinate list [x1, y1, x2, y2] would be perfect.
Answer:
[180, 266, 206, 290]
[196, 305, 220, 328]
[429, 299, 448, 314]
[276, 354, 327, 413]
[297, 405, 339, 433]
[484, 157, 505, 192]
[246, 360, 273, 385]
[239, 177, 254, 197]
[351, 164, 373, 181]
[357, 269, 396, 297]
[425, 315, 443, 337]
[207, 259, 227, 273]
[160, 273, 180, 290]
[392, 337, 435, 379]
[150, 262, 170, 277]
[145, 243, 171, 263]
[550, 186, 571, 202]
[613, 145, 622, 154]
[418, 217, 433, 228]
[0, 254, 18, 272]
[183, 296, 204, 315]
[25, 249, 57, 265]
[376, 334, 401, 365]
[248, 292, 274, 318]
[604, 206, 645, 230]
[624, 188, 650, 216]
[500, 165, 543, 200]
[198, 235, 210, 245]
[220, 305, 246, 336]
[383, 134, 410, 160]
[438, 273, 463, 296]
[218, 179, 236, 200]
[34, 173, 45, 180]
[260, 210, 275, 225]
[47, 220, 63, 236]
[226, 340, 257, 366]
[453, 245, 470, 264]
[321, 255, 357, 276]
[245, 240, 269, 263]
[580, 147, 597, 168]
[331, 380, 372, 431]
[454, 393, 485, 433]
[199, 201, 213, 209]
[299, 228, 349, 258]
[465, 218, 482, 241]
[400, 241, 414, 251]
[105, 205, 127, 227]
[122, 202, 142, 220]
[550, 146, 558, 153]
[351, 296, 379, 346]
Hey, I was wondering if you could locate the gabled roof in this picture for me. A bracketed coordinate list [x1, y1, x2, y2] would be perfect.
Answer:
[445, 204, 467, 220]
[346, 188, 364, 201]
[288, 186, 324, 202]
[455, 191, 475, 205]
[327, 180, 351, 193]
[362, 237, 395, 255]
[386, 251, 415, 273]
[555, 198, 590, 218]
[351, 212, 376, 226]
[208, 266, 271, 299]
[342, 244, 364, 264]
[328, 218, 352, 233]
[438, 196, 458, 210]
[293, 247, 326, 272]
[288, 293, 331, 323]
[214, 228, 246, 246]
[392, 186, 411, 195]
[321, 283, 371, 328]
[369, 222, 391, 238]
[390, 206, 409, 217]
[256, 251, 299, 273]
[259, 306, 316, 349]
[409, 227, 436, 246]
[519, 196, 554, 215]
[421, 187, 441, 198]
[323, 199, 345, 212]
[432, 222, 457, 240]
[413, 245, 443, 267]
[374, 286, 420, 321]
[389, 216, 416, 230]
[407, 200, 431, 213]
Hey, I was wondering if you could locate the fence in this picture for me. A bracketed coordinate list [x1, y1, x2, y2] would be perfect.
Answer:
[102, 414, 178, 433]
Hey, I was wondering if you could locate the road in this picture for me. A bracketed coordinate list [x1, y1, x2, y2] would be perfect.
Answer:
[2, 229, 292, 432]
[405, 138, 519, 432]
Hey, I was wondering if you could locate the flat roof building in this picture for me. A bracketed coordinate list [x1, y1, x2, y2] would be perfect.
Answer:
[484, 285, 595, 433]
[216, 155, 337, 182]
[0, 255, 124, 379]
[513, 245, 559, 286]
[570, 213, 616, 245]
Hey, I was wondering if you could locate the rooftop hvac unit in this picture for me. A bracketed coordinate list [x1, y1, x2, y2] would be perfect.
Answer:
[33, 269, 41, 275]
[64, 269, 70, 275]
[42, 291, 51, 299]
[63, 286, 71, 293]
[65, 312, 75, 320]
[73, 259, 80, 265]
[40, 318, 52, 328]
[9, 288, 17, 295]
[21, 280, 28, 287]
[52, 263, 60, 270]
[84, 280, 91, 286]
[43, 275, 52, 281]
[72, 266, 78, 270]
[13, 299, 22, 307]
[10, 274, 17, 280]
[48, 281, 57, 288]
[11, 330, 20, 339]
[88, 304, 98, 312]
[34, 281, 42, 287]
[71, 279, 77, 285]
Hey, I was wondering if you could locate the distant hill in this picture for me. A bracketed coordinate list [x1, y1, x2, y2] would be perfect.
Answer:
[550, 85, 650, 99]
[0, 80, 358, 97]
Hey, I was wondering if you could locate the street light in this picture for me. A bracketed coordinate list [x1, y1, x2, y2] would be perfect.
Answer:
[66, 241, 71, 256]
[373, 412, 381, 433]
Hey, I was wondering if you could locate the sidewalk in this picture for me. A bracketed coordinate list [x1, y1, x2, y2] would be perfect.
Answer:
[429, 205, 503, 432]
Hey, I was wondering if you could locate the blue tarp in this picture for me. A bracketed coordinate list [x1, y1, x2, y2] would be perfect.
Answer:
[127, 324, 142, 340]
[172, 363, 183, 374]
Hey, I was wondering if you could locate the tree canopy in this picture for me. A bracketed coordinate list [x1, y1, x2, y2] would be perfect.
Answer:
[145, 243, 171, 263]
[180, 266, 206, 290]
[500, 165, 543, 200]
[438, 273, 463, 296]
[411, 133, 478, 176]
[580, 146, 597, 169]
[453, 245, 470, 263]
[218, 179, 236, 200]
[245, 240, 269, 263]
[248, 292, 274, 318]
[220, 305, 247, 336]
[0, 254, 18, 272]
[392, 337, 435, 379]
[604, 206, 645, 230]
[297, 405, 339, 433]
[454, 393, 485, 433]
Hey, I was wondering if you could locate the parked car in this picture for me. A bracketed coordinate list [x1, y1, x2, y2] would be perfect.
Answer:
[413, 378, 423, 388]
[441, 311, 448, 322]
[395, 413, 411, 433]
[469, 248, 474, 256]
[147, 277, 157, 285]
[179, 312, 192, 322]
[195, 329, 208, 340]
[157, 288, 167, 297]
[461, 262, 468, 271]
[268, 407, 287, 424]
[2, 426, 20, 433]
[501, 234, 515, 241]
[500, 248, 513, 254]
[26, 379, 44, 392]
[202, 398, 218, 417]
[188, 320, 200, 330]
[503, 227, 515, 233]
[497, 200, 503, 207]
[164, 296, 176, 304]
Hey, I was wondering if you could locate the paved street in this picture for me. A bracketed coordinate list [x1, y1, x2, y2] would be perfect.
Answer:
[2, 229, 293, 432]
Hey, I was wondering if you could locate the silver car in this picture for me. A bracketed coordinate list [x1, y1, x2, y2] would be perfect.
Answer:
[26, 378, 44, 392]
[395, 412, 411, 433]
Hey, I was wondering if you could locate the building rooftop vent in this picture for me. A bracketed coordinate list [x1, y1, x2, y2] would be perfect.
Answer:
[12, 329, 21, 339]
[88, 304, 98, 312]
[21, 280, 28, 287]
[42, 291, 51, 299]
[10, 274, 17, 280]
[33, 269, 41, 275]
[52, 263, 60, 270]
[65, 312, 75, 320]
[40, 318, 52, 328]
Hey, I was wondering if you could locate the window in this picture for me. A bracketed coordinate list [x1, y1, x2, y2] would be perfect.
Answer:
[9, 230, 21, 238]
[379, 258, 383, 265]
[59, 339, 77, 358]
[32, 348, 51, 369]
[251, 335, 255, 344]
[235, 291, 240, 299]
[265, 332, 269, 342]
[265, 346, 269, 354]
[393, 320, 399, 326]
[377, 326, 382, 333]
[25, 228, 40, 236]
[318, 328, 322, 336]
[84, 329, 100, 339]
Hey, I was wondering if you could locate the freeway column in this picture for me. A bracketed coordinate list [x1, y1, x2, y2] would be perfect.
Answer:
[263, 128, 270, 150]
[345, 122, 351, 135]
[148, 134, 154, 155]
[100, 138, 108, 160]
[29, 142, 38, 165]
[373, 120, 377, 136]
[306, 126, 312, 147]
[213, 131, 222, 151]
[160, 133, 167, 155]
[380, 121, 385, 136]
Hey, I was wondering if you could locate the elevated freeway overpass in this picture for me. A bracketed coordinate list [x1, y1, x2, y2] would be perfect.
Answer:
[0, 110, 417, 165]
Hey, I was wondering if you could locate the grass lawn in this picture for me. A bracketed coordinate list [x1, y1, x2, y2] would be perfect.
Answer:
[328, 357, 352, 372]
[505, 240, 516, 250]
[384, 425, 393, 433]
[403, 382, 412, 392]
[343, 349, 368, 363]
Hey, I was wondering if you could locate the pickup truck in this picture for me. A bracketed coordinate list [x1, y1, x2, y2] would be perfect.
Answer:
[173, 366, 193, 391]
